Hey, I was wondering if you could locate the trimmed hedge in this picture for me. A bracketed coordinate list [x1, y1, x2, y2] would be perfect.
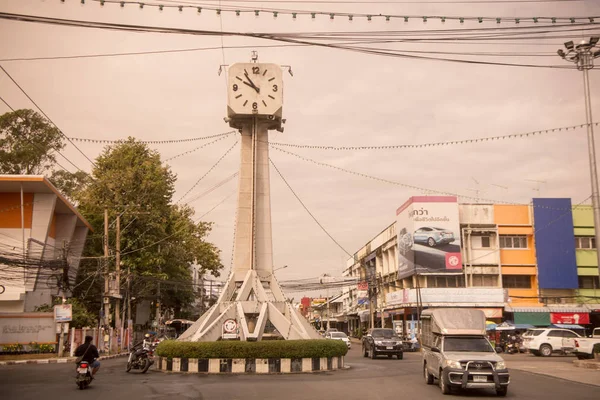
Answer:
[156, 339, 348, 359]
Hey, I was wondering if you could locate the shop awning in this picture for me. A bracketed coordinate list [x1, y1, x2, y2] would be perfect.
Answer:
[505, 306, 589, 313]
[550, 324, 585, 330]
[514, 312, 551, 326]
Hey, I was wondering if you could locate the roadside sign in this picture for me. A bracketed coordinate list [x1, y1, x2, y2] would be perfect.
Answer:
[54, 304, 72, 322]
[222, 319, 238, 339]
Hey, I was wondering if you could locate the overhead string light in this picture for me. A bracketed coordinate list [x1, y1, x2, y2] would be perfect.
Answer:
[67, 130, 235, 145]
[269, 123, 594, 152]
[80, 1, 598, 25]
[269, 145, 591, 212]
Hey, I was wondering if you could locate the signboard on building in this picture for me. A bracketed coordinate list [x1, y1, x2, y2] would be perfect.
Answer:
[54, 304, 72, 322]
[0, 313, 57, 344]
[550, 312, 590, 325]
[396, 196, 462, 279]
[357, 281, 368, 306]
[386, 288, 505, 306]
[311, 298, 326, 307]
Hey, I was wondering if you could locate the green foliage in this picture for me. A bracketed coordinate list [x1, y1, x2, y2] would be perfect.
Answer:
[3, 343, 24, 353]
[39, 344, 55, 353]
[73, 138, 223, 320]
[0, 109, 65, 174]
[34, 298, 96, 329]
[156, 339, 348, 359]
[49, 170, 90, 203]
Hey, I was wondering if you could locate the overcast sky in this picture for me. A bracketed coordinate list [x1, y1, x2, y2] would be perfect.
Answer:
[1, 0, 600, 298]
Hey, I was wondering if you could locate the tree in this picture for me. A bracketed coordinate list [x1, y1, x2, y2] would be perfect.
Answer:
[0, 109, 65, 174]
[35, 298, 96, 328]
[49, 170, 90, 204]
[72, 138, 223, 322]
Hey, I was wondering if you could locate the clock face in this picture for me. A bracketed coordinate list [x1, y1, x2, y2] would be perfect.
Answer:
[227, 63, 283, 117]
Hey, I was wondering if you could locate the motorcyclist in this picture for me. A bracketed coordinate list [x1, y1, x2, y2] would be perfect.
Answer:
[74, 336, 100, 377]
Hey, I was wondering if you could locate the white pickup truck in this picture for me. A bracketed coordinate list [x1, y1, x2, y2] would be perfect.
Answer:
[573, 328, 600, 360]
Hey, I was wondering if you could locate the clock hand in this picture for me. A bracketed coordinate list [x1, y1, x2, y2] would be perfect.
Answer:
[244, 72, 261, 93]
[242, 80, 260, 93]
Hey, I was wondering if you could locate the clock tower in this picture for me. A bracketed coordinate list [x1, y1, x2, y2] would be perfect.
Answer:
[179, 54, 319, 342]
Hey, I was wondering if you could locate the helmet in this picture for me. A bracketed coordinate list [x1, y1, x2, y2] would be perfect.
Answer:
[144, 333, 151, 338]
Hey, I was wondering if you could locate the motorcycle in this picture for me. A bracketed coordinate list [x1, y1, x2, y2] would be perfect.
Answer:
[75, 360, 94, 390]
[126, 341, 155, 373]
[506, 342, 518, 354]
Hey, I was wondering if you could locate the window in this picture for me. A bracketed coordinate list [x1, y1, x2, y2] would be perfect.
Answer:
[547, 330, 562, 338]
[575, 236, 596, 249]
[560, 331, 579, 338]
[427, 276, 465, 288]
[481, 236, 491, 248]
[499, 235, 528, 249]
[578, 276, 600, 289]
[471, 275, 498, 287]
[502, 275, 532, 289]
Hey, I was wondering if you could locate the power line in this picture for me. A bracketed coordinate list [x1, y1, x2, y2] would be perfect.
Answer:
[270, 158, 352, 257]
[0, 65, 97, 168]
[0, 94, 81, 173]
[0, 40, 571, 63]
[269, 144, 590, 211]
[0, 12, 595, 69]
[176, 140, 239, 203]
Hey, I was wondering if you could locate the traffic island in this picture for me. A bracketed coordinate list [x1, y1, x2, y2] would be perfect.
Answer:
[154, 339, 348, 374]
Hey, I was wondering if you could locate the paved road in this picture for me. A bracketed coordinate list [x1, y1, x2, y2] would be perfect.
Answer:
[0, 347, 597, 400]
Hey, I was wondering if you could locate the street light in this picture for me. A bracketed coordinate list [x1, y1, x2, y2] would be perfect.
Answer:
[558, 37, 600, 280]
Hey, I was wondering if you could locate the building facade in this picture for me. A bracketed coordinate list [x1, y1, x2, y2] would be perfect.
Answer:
[341, 196, 599, 338]
[0, 175, 91, 313]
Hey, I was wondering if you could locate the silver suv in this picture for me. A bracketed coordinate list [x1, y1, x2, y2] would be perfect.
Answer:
[522, 328, 580, 357]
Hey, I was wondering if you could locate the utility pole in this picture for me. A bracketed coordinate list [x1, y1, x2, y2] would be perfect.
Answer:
[103, 208, 110, 330]
[115, 214, 121, 335]
[558, 38, 600, 280]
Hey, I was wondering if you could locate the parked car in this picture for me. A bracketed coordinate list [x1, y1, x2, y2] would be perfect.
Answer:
[522, 328, 580, 357]
[325, 331, 351, 349]
[573, 329, 600, 360]
[413, 227, 455, 247]
[362, 328, 403, 359]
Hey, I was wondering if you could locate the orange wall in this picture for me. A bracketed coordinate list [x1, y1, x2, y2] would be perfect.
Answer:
[499, 249, 536, 265]
[48, 214, 56, 239]
[501, 266, 537, 275]
[494, 205, 531, 225]
[0, 193, 33, 229]
[507, 276, 540, 306]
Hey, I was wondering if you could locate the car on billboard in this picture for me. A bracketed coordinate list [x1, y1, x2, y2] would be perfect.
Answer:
[413, 227, 455, 247]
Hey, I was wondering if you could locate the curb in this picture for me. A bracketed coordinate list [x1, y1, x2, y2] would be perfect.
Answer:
[573, 359, 600, 370]
[156, 356, 345, 374]
[0, 352, 128, 366]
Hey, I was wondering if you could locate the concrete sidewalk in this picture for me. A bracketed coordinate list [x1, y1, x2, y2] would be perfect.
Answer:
[0, 352, 128, 366]
[508, 358, 600, 387]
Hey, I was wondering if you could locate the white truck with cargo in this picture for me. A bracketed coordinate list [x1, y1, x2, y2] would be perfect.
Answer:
[421, 308, 510, 396]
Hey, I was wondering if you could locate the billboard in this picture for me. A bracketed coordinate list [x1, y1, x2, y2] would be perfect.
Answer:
[396, 196, 462, 279]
